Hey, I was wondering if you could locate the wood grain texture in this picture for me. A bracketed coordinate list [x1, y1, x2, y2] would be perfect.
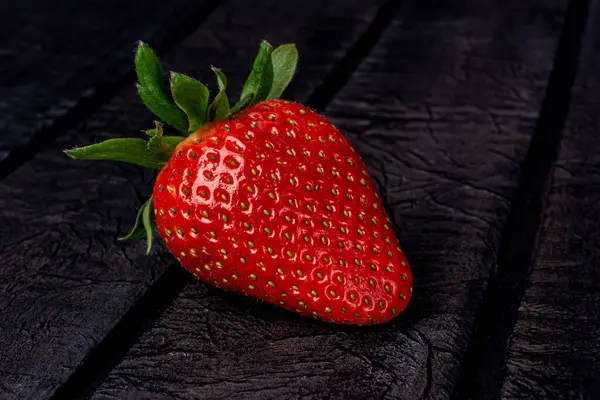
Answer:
[92, 1, 568, 399]
[0, 0, 217, 166]
[0, 0, 386, 398]
[500, 1, 600, 398]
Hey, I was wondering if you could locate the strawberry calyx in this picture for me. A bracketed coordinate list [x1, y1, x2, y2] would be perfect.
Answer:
[64, 40, 299, 252]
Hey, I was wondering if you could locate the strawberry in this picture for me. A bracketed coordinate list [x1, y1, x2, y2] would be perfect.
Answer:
[65, 40, 412, 325]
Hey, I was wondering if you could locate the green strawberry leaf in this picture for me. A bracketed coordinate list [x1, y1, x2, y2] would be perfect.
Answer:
[255, 52, 274, 103]
[135, 42, 163, 88]
[65, 138, 172, 169]
[212, 66, 227, 91]
[207, 67, 230, 121]
[240, 40, 273, 105]
[119, 196, 156, 254]
[267, 44, 298, 99]
[170, 72, 210, 132]
[144, 120, 162, 137]
[149, 136, 185, 155]
[135, 42, 188, 133]
[209, 93, 230, 121]
[147, 120, 185, 155]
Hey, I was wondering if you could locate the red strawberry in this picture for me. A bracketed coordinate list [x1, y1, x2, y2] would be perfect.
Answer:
[65, 40, 412, 325]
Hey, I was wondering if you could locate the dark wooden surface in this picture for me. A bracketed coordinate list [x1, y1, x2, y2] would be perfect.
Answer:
[0, 0, 387, 398]
[93, 0, 569, 398]
[0, 0, 216, 168]
[499, 1, 600, 398]
[1, 0, 599, 399]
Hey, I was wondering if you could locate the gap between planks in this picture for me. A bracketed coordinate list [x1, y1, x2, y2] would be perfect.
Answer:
[454, 0, 591, 398]
[49, 0, 404, 399]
